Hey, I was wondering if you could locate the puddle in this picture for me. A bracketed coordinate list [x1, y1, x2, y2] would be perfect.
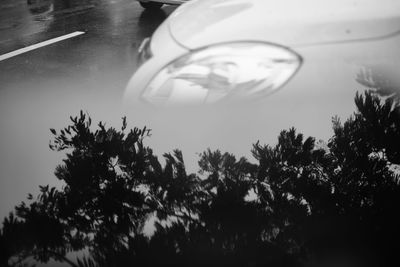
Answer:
[27, 0, 53, 14]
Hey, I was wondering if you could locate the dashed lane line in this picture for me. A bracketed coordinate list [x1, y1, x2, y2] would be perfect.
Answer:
[0, 31, 85, 62]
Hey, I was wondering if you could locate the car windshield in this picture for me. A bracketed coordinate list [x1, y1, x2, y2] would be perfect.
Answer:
[1, 1, 399, 266]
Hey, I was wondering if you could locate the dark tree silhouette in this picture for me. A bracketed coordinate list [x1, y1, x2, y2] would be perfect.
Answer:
[1, 89, 399, 267]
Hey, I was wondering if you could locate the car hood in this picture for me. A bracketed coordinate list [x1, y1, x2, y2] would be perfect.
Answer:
[168, 0, 400, 49]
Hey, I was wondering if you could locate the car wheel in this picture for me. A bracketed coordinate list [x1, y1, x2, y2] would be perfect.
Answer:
[139, 1, 163, 9]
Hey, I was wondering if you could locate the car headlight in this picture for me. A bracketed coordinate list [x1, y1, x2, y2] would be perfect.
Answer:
[141, 42, 302, 105]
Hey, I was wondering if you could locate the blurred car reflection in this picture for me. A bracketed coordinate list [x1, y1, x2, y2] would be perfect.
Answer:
[125, 0, 400, 106]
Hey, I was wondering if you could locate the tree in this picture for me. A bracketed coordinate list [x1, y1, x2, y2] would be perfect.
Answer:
[1, 88, 399, 267]
[327, 90, 400, 266]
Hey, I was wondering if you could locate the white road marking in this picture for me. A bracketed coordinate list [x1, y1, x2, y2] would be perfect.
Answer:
[0, 31, 85, 62]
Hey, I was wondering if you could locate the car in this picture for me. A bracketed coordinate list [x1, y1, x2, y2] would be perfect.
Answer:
[125, 0, 400, 107]
[136, 0, 189, 9]
[2, 0, 400, 266]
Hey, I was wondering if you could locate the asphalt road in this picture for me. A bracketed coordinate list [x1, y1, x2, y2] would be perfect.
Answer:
[0, 0, 177, 225]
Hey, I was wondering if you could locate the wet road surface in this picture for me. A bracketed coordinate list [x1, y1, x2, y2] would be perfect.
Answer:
[0, 0, 177, 224]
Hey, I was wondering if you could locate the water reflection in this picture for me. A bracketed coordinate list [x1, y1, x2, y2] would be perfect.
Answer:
[27, 0, 53, 15]
[52, 0, 96, 10]
[27, 0, 97, 16]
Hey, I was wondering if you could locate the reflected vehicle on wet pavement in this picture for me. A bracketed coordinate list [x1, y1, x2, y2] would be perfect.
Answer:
[136, 0, 189, 9]
[2, 0, 400, 266]
[125, 0, 400, 106]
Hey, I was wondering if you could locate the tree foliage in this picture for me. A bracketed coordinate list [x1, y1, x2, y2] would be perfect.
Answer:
[1, 90, 399, 267]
